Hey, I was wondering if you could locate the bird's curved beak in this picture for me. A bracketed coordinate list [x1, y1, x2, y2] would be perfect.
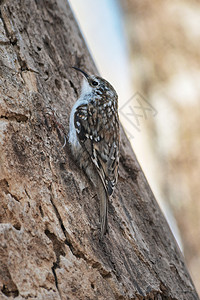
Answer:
[72, 67, 89, 79]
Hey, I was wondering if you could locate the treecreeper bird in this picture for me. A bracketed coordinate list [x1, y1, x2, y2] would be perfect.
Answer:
[69, 67, 119, 237]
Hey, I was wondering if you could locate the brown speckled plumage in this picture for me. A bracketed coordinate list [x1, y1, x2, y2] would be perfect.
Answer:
[69, 68, 119, 236]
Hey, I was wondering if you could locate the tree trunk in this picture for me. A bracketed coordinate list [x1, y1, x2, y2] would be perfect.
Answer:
[0, 1, 198, 299]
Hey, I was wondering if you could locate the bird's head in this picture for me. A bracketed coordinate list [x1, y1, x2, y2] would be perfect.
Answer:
[72, 67, 117, 100]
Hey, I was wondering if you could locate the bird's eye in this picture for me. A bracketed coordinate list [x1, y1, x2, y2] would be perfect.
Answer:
[92, 80, 98, 86]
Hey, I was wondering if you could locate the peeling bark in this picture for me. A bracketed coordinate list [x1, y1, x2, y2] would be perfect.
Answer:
[0, 1, 198, 299]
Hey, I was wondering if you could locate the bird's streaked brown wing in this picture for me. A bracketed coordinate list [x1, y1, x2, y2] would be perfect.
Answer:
[74, 102, 119, 195]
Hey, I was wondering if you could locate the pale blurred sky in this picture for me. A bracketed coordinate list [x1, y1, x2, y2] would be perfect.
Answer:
[69, 0, 132, 105]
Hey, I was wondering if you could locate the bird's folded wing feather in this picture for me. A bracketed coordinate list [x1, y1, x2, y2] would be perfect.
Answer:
[74, 102, 119, 195]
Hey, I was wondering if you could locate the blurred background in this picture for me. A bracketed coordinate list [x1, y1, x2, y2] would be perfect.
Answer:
[69, 0, 200, 294]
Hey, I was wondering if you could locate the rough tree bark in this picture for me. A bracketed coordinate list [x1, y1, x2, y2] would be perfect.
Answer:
[0, 1, 198, 299]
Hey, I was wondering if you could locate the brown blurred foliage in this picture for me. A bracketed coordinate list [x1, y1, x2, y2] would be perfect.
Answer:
[121, 0, 200, 295]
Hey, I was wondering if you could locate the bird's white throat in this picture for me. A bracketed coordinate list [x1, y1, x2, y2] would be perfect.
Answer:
[69, 79, 92, 151]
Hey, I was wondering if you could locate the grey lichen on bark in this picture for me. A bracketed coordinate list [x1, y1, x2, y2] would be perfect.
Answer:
[0, 0, 199, 299]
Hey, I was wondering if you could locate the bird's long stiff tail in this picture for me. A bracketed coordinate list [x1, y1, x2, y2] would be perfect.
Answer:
[79, 156, 109, 237]
[97, 176, 109, 237]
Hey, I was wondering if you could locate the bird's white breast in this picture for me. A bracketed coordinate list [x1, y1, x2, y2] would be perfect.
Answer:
[68, 79, 92, 154]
